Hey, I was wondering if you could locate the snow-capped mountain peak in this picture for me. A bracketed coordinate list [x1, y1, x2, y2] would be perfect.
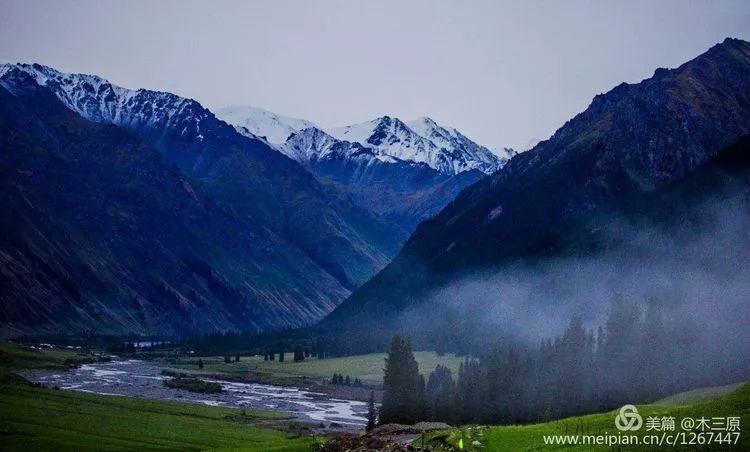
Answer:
[405, 116, 441, 135]
[280, 126, 339, 161]
[215, 106, 316, 144]
[405, 117, 510, 174]
[0, 62, 217, 143]
[327, 115, 506, 174]
[326, 116, 397, 145]
[323, 116, 444, 169]
[213, 105, 512, 175]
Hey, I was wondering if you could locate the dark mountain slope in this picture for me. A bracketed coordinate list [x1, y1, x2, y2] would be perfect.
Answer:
[0, 64, 401, 295]
[312, 156, 484, 239]
[325, 133, 750, 354]
[0, 82, 352, 336]
[319, 38, 750, 351]
[437, 133, 750, 353]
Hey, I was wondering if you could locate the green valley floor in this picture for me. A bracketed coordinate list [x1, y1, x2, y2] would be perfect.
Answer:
[170, 351, 463, 386]
[0, 342, 317, 451]
[2, 341, 748, 451]
[426, 382, 749, 451]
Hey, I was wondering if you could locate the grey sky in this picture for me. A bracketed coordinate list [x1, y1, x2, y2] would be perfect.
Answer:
[1, 0, 749, 151]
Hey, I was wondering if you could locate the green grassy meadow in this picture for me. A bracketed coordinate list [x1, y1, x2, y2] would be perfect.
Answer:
[0, 342, 318, 451]
[2, 341, 747, 451]
[428, 382, 750, 451]
[173, 351, 464, 385]
[655, 382, 746, 405]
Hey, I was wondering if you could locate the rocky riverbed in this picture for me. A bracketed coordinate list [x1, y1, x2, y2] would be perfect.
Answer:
[21, 359, 368, 429]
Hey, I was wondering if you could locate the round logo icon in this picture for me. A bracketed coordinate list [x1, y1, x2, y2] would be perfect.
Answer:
[615, 404, 643, 431]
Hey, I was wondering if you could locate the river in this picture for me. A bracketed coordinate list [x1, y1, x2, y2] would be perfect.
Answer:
[21, 359, 368, 428]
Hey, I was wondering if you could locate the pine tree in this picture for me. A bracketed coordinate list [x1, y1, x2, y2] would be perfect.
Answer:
[426, 364, 455, 422]
[602, 295, 642, 403]
[417, 374, 427, 420]
[556, 315, 590, 415]
[294, 345, 304, 362]
[638, 298, 669, 399]
[456, 357, 482, 423]
[366, 391, 377, 432]
[316, 339, 326, 359]
[379, 334, 425, 425]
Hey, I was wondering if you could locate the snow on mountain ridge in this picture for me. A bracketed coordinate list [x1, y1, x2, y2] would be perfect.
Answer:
[215, 106, 316, 144]
[217, 107, 511, 175]
[0, 63, 511, 176]
[404, 117, 506, 174]
[325, 116, 446, 169]
[280, 127, 340, 161]
[0, 63, 214, 140]
[326, 115, 506, 174]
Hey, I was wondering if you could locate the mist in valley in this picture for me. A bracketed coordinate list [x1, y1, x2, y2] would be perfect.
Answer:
[399, 172, 750, 387]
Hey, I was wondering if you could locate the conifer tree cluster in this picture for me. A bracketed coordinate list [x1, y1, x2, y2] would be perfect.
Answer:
[381, 297, 700, 425]
[330, 373, 362, 386]
[181, 330, 327, 364]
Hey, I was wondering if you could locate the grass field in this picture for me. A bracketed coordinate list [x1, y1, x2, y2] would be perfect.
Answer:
[0, 341, 92, 373]
[173, 351, 464, 385]
[5, 341, 746, 451]
[655, 382, 746, 405]
[0, 342, 318, 451]
[428, 382, 750, 451]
